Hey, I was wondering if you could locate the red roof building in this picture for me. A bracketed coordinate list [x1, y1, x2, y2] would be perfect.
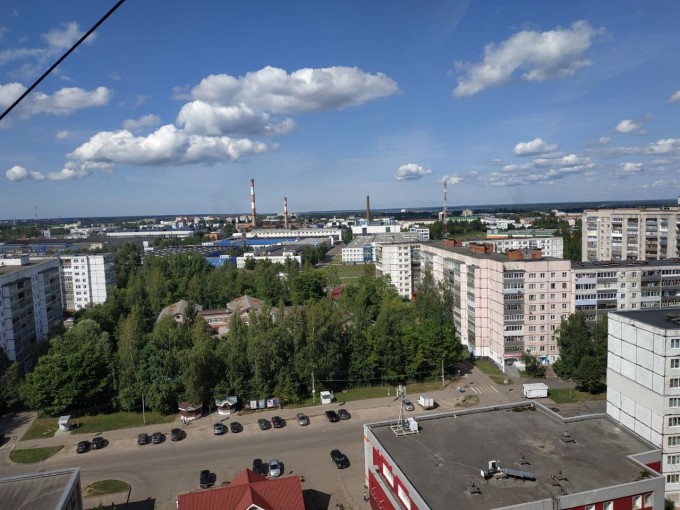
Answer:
[177, 469, 304, 510]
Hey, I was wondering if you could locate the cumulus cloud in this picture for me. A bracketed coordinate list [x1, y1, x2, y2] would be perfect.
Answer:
[513, 137, 558, 156]
[482, 153, 594, 187]
[606, 138, 680, 157]
[122, 114, 162, 131]
[440, 174, 464, 185]
[0, 82, 110, 117]
[669, 90, 680, 103]
[55, 130, 70, 140]
[394, 163, 433, 181]
[5, 165, 45, 181]
[453, 20, 602, 97]
[178, 66, 398, 136]
[598, 136, 610, 145]
[615, 162, 643, 177]
[616, 119, 642, 134]
[0, 22, 92, 67]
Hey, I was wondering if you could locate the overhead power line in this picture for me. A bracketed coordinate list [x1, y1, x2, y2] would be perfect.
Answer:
[0, 0, 127, 124]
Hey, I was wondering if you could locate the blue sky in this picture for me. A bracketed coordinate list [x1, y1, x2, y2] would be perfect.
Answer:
[1, 1, 679, 219]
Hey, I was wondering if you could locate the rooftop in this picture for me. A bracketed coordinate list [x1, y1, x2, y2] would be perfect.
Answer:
[426, 242, 564, 263]
[368, 403, 657, 510]
[0, 468, 80, 510]
[610, 308, 680, 331]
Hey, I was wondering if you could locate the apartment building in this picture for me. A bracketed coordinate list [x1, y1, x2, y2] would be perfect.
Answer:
[582, 203, 680, 262]
[341, 236, 375, 264]
[607, 309, 680, 503]
[373, 234, 421, 299]
[59, 254, 116, 312]
[463, 235, 564, 258]
[574, 260, 680, 323]
[420, 242, 573, 369]
[0, 256, 62, 368]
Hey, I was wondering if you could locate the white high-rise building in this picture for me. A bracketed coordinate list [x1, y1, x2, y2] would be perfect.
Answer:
[59, 254, 116, 311]
[0, 256, 62, 368]
[373, 234, 421, 299]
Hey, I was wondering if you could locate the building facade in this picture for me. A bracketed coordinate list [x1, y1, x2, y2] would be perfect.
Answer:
[0, 257, 62, 368]
[420, 242, 573, 368]
[607, 309, 680, 503]
[374, 237, 421, 299]
[583, 203, 680, 262]
[341, 236, 375, 264]
[59, 254, 116, 312]
[464, 235, 564, 258]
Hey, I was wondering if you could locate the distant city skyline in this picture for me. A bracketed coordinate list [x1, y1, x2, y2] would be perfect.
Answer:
[1, 0, 679, 218]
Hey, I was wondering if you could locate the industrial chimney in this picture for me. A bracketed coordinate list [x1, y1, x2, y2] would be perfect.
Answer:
[284, 197, 289, 229]
[366, 195, 371, 223]
[250, 178, 256, 229]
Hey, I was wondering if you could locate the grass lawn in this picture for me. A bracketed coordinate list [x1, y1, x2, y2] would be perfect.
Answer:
[293, 380, 444, 408]
[21, 417, 59, 440]
[473, 359, 511, 385]
[72, 411, 176, 435]
[9, 445, 63, 463]
[326, 261, 374, 283]
[83, 480, 130, 498]
[548, 388, 607, 404]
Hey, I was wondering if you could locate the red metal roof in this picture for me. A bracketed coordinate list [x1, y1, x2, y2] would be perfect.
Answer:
[177, 468, 305, 510]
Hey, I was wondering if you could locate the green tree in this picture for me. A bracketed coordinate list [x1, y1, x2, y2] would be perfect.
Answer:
[554, 313, 607, 392]
[291, 268, 327, 304]
[521, 351, 546, 378]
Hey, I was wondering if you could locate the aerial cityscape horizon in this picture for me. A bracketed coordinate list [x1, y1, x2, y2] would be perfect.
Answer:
[1, 0, 679, 218]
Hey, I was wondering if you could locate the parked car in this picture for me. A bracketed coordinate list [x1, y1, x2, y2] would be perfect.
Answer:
[252, 458, 266, 476]
[230, 421, 243, 433]
[271, 416, 284, 428]
[269, 458, 282, 477]
[76, 440, 89, 454]
[200, 469, 212, 488]
[337, 408, 351, 420]
[330, 449, 350, 469]
[296, 412, 310, 426]
[214, 423, 225, 435]
[403, 399, 415, 411]
[151, 432, 163, 444]
[137, 433, 149, 445]
[325, 410, 339, 423]
[170, 428, 184, 441]
[91, 436, 105, 449]
[258, 418, 271, 430]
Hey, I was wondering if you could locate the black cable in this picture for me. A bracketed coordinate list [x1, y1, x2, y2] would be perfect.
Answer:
[0, 0, 127, 123]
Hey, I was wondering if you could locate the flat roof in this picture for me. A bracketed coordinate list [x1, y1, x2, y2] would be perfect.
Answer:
[574, 259, 680, 270]
[0, 258, 57, 277]
[610, 308, 680, 331]
[0, 468, 79, 510]
[369, 404, 656, 510]
[427, 242, 562, 263]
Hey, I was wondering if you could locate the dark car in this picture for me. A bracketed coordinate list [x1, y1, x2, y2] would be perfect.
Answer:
[258, 418, 271, 430]
[200, 469, 213, 488]
[91, 436, 105, 449]
[271, 416, 284, 428]
[76, 440, 89, 454]
[325, 410, 339, 423]
[137, 433, 149, 445]
[170, 428, 184, 441]
[230, 421, 243, 433]
[330, 449, 350, 469]
[252, 458, 266, 476]
[151, 432, 163, 444]
[214, 423, 225, 435]
[296, 413, 310, 426]
[337, 408, 351, 420]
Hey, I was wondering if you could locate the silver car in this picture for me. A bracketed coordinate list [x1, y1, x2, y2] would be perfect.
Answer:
[403, 399, 415, 411]
[296, 412, 310, 426]
[269, 458, 281, 477]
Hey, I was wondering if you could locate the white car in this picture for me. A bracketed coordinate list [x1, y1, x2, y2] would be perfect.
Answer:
[269, 458, 281, 477]
[403, 399, 415, 411]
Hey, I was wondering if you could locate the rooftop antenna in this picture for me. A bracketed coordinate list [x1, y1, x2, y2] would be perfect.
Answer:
[443, 180, 448, 234]
[390, 385, 419, 436]
[34, 205, 38, 229]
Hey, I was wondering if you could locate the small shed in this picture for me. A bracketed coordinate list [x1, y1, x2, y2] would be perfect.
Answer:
[320, 391, 334, 405]
[178, 402, 203, 422]
[215, 395, 238, 416]
[58, 415, 72, 432]
[523, 383, 549, 399]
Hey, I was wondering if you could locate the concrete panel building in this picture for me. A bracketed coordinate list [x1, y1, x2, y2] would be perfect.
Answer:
[420, 242, 573, 369]
[607, 309, 680, 503]
[582, 203, 680, 262]
[0, 256, 62, 368]
[364, 402, 663, 510]
[341, 236, 375, 264]
[373, 234, 421, 299]
[463, 235, 564, 258]
[0, 467, 82, 510]
[59, 254, 116, 312]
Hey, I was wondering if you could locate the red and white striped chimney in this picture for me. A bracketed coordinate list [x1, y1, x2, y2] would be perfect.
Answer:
[284, 197, 289, 229]
[250, 178, 256, 229]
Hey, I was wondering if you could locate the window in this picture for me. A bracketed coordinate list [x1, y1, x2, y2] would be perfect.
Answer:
[382, 464, 394, 486]
[585, 505, 595, 510]
[644, 493, 653, 508]
[673, 338, 680, 349]
[671, 379, 680, 388]
[669, 416, 680, 427]
[673, 359, 680, 368]
[603, 502, 613, 510]
[668, 436, 680, 446]
[670, 398, 680, 407]
[668, 474, 680, 484]
[632, 495, 642, 510]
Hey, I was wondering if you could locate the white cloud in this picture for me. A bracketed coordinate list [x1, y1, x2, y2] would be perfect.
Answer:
[668, 90, 680, 103]
[643, 179, 666, 189]
[0, 22, 92, 67]
[482, 153, 594, 187]
[394, 163, 433, 181]
[513, 137, 558, 156]
[55, 130, 70, 139]
[615, 162, 643, 177]
[598, 136, 610, 145]
[5, 165, 45, 181]
[616, 119, 642, 134]
[122, 114, 162, 131]
[0, 82, 111, 117]
[440, 174, 464, 185]
[453, 20, 602, 97]
[179, 66, 398, 135]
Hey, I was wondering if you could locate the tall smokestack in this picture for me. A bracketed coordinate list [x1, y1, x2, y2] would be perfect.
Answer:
[250, 178, 256, 229]
[366, 195, 371, 223]
[284, 197, 289, 229]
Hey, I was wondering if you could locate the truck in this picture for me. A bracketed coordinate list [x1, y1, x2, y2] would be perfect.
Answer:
[522, 383, 548, 399]
[418, 395, 434, 409]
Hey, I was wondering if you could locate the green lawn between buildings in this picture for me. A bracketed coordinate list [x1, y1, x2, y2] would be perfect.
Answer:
[294, 379, 445, 407]
[9, 445, 63, 463]
[548, 387, 606, 404]
[83, 480, 130, 498]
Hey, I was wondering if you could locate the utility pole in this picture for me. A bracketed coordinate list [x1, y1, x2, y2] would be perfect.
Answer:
[142, 393, 146, 425]
[312, 371, 316, 405]
[442, 358, 445, 389]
